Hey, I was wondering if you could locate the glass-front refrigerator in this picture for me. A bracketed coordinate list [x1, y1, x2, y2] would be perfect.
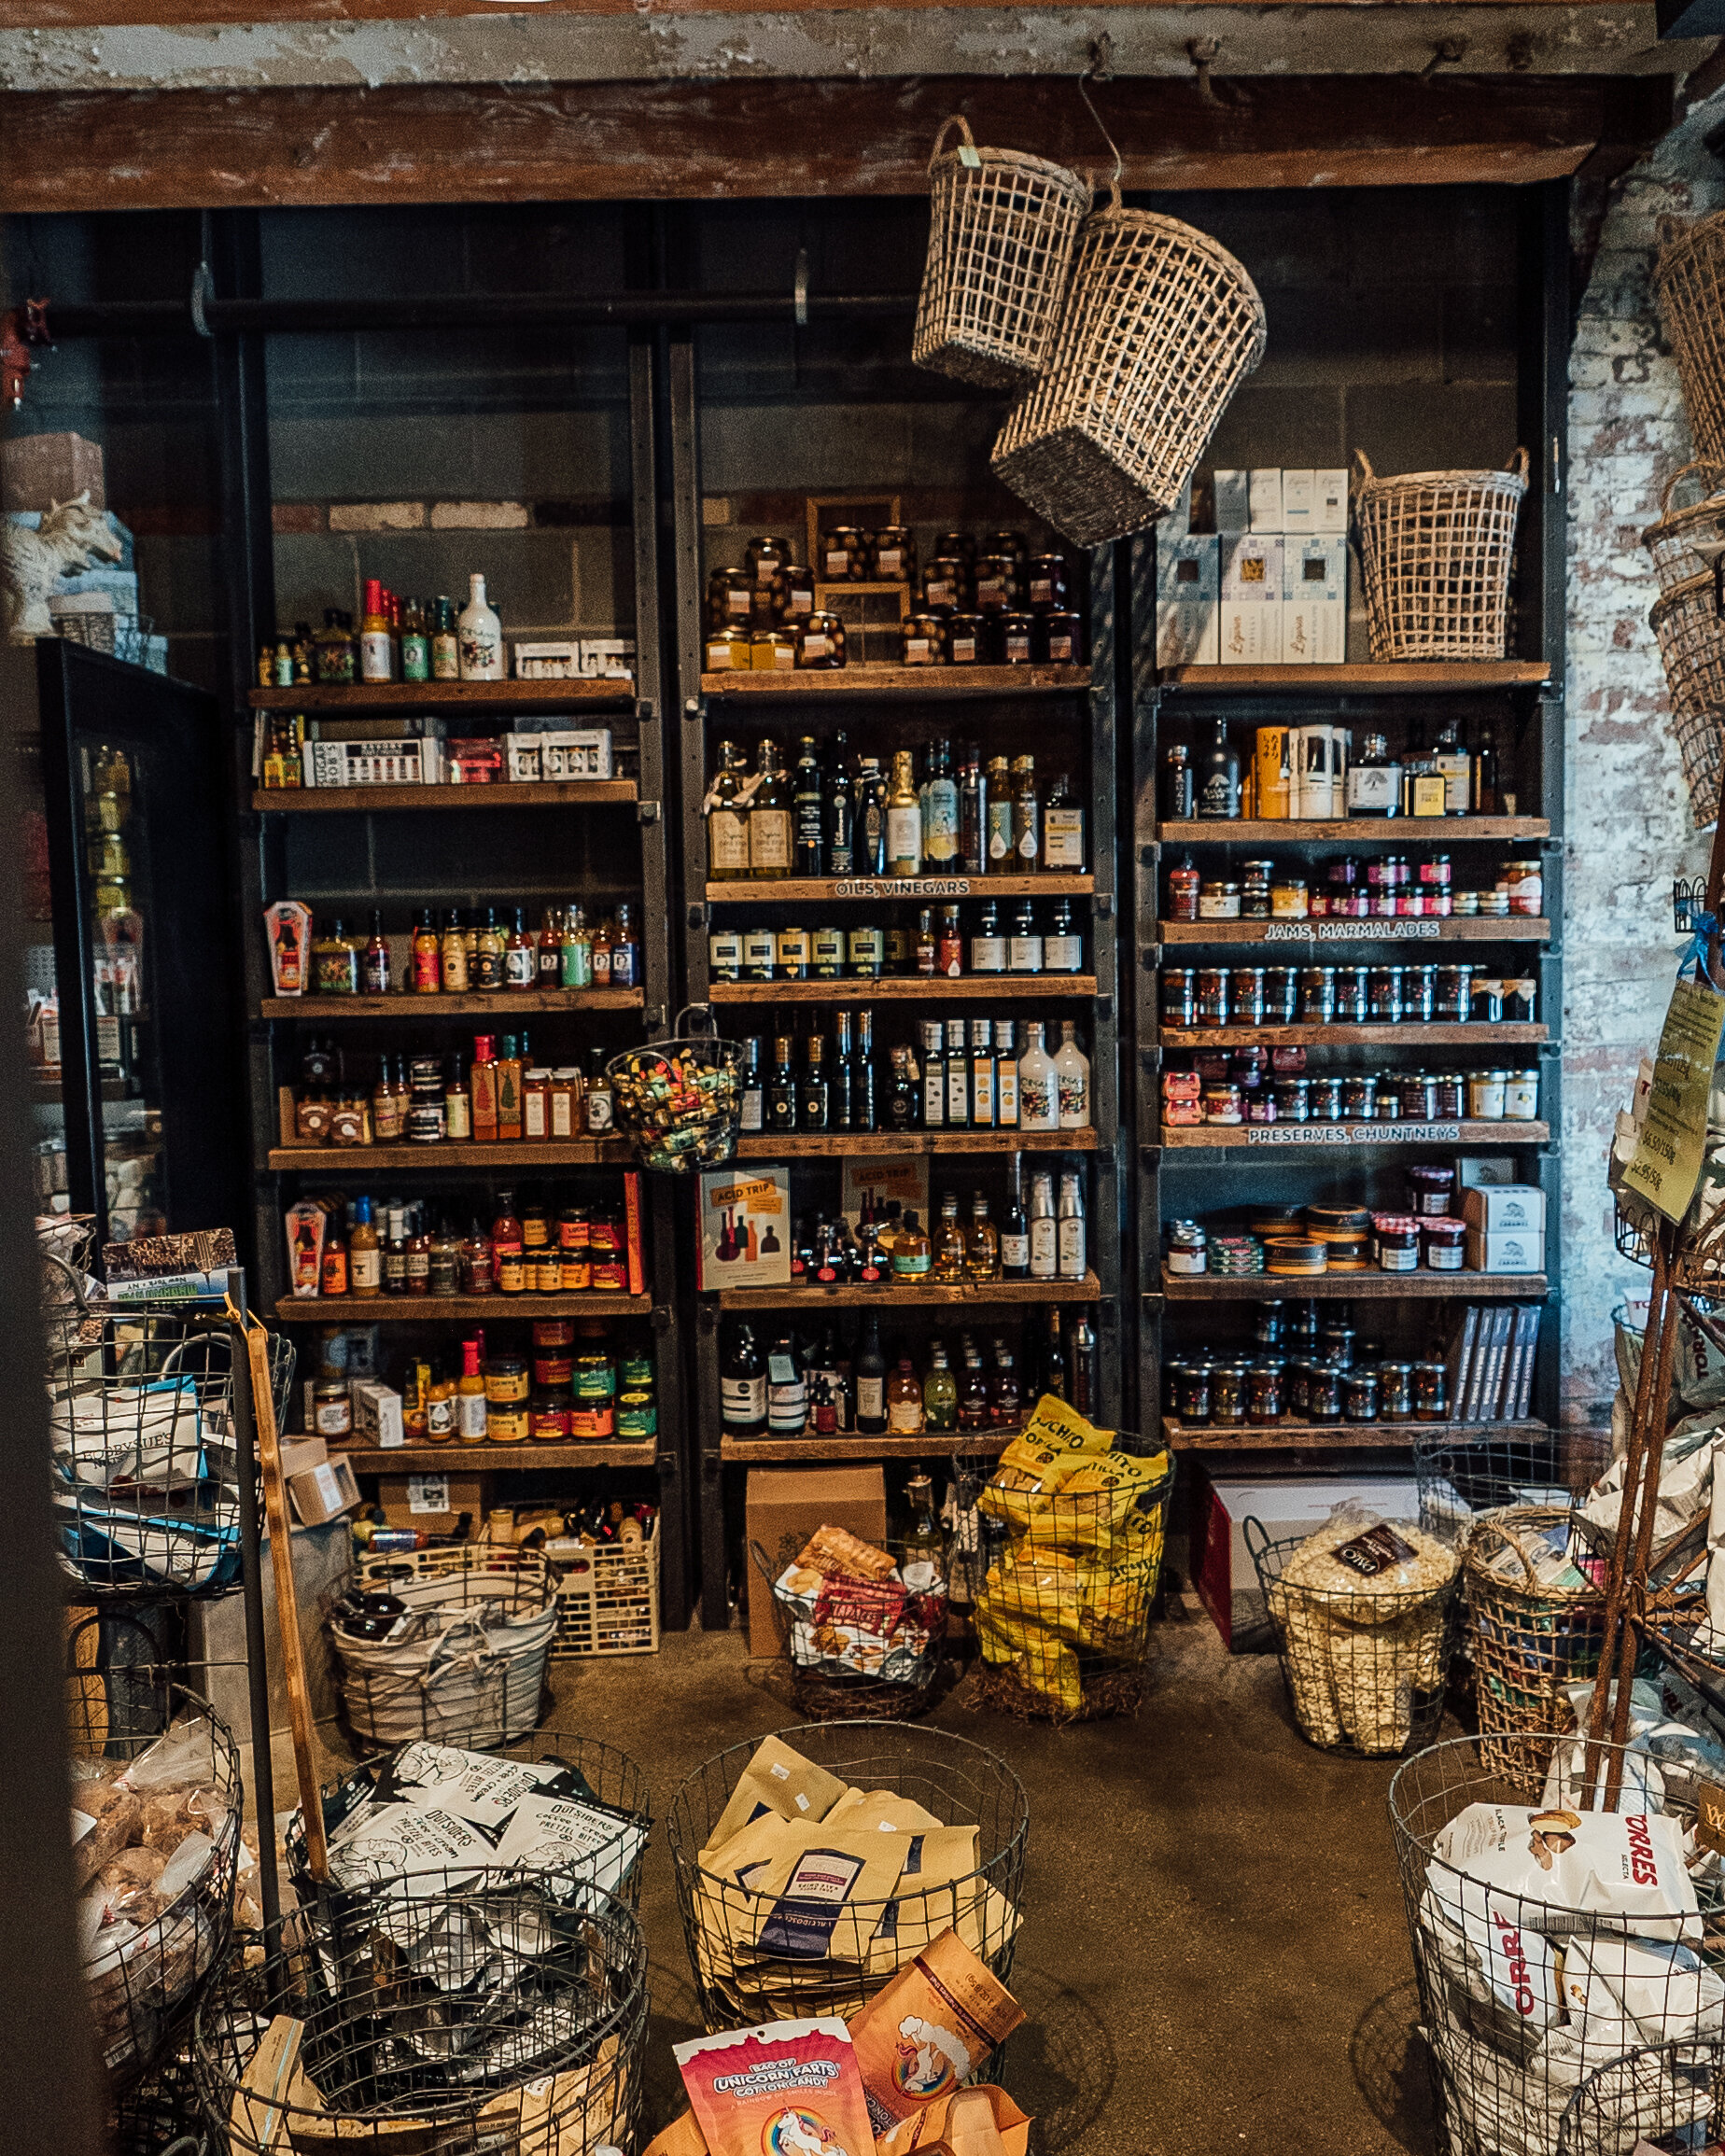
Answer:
[31, 640, 245, 1253]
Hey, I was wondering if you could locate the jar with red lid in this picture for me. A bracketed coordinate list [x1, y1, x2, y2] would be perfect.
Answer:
[1422, 1217, 1466, 1271]
[922, 557, 969, 614]
[534, 1344, 575, 1388]
[1373, 1214, 1421, 1272]
[947, 614, 987, 665]
[1168, 860, 1201, 922]
[901, 614, 950, 666]
[871, 526, 918, 584]
[974, 553, 1021, 614]
[819, 526, 867, 581]
[998, 613, 1035, 665]
[1028, 553, 1069, 611]
[1421, 853, 1452, 889]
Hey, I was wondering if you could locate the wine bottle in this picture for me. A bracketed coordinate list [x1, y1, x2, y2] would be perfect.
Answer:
[1197, 719, 1241, 819]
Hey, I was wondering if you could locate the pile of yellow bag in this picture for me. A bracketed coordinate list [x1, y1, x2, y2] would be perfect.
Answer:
[973, 1396, 1171, 1714]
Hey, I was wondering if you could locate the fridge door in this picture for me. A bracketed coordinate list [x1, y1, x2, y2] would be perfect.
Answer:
[36, 641, 243, 1254]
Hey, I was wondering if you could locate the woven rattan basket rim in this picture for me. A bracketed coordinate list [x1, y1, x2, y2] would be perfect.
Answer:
[929, 141, 1092, 203]
[1650, 569, 1718, 628]
[1644, 496, 1725, 553]
[1460, 1504, 1604, 1604]
[1356, 468, 1527, 499]
[1076, 203, 1269, 367]
[1655, 208, 1725, 285]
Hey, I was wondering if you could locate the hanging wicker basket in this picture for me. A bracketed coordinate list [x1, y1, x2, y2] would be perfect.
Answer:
[1642, 460, 1725, 596]
[990, 186, 1268, 548]
[1649, 567, 1725, 826]
[1656, 210, 1725, 467]
[913, 115, 1090, 391]
[1353, 448, 1527, 662]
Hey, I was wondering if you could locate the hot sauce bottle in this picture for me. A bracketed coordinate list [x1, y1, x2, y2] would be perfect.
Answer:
[497, 1032, 525, 1138]
[358, 579, 395, 683]
[474, 908, 507, 991]
[506, 907, 537, 990]
[441, 909, 470, 992]
[412, 908, 442, 993]
[470, 1034, 500, 1140]
[363, 910, 391, 996]
[538, 907, 564, 989]
[492, 1188, 526, 1295]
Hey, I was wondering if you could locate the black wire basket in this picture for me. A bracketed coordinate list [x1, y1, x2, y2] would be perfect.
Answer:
[1415, 1428, 1614, 1547]
[193, 1875, 647, 2154]
[111, 2043, 208, 2156]
[71, 1678, 244, 2090]
[49, 1297, 294, 1602]
[1557, 2038, 1725, 2154]
[749, 1530, 952, 1722]
[666, 1722, 1028, 2035]
[605, 1005, 743, 1173]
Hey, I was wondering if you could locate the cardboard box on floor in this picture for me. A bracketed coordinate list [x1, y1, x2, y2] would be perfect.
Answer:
[744, 1464, 887, 1657]
[1194, 1474, 1420, 1651]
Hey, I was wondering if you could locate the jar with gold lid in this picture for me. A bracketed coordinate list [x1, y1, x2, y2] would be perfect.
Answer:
[750, 628, 798, 672]
[947, 613, 987, 665]
[1037, 609, 1085, 665]
[901, 614, 950, 666]
[922, 557, 969, 615]
[1027, 553, 1069, 611]
[819, 526, 867, 581]
[974, 553, 1021, 615]
[998, 612, 1035, 665]
[795, 612, 848, 669]
[704, 626, 752, 672]
[707, 566, 753, 636]
[871, 527, 917, 584]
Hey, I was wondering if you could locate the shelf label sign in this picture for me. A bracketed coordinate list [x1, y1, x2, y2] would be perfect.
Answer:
[1256, 918, 1444, 944]
[834, 878, 972, 898]
[1243, 1123, 1463, 1145]
[1621, 977, 1725, 1222]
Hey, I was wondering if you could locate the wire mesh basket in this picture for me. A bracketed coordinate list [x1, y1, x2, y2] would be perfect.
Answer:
[1245, 1515, 1460, 1758]
[1353, 448, 1528, 662]
[1391, 1731, 1725, 2156]
[749, 1529, 951, 1722]
[1417, 1429, 1615, 1547]
[666, 1722, 1028, 2034]
[1657, 210, 1725, 468]
[1461, 1508, 1608, 1793]
[335, 1548, 559, 1753]
[111, 2041, 208, 2156]
[1557, 2038, 1725, 2154]
[605, 1006, 741, 1173]
[49, 1300, 294, 1601]
[991, 188, 1268, 547]
[193, 1875, 647, 2153]
[1649, 569, 1725, 828]
[71, 1679, 243, 2089]
[912, 114, 1090, 391]
[1643, 461, 1725, 596]
[970, 1431, 1173, 1722]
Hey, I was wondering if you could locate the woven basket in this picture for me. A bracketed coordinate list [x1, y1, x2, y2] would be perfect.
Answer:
[1656, 211, 1725, 467]
[1353, 448, 1527, 662]
[991, 186, 1268, 547]
[913, 115, 1090, 391]
[1643, 460, 1725, 595]
[1649, 567, 1725, 825]
[1459, 1505, 1606, 1793]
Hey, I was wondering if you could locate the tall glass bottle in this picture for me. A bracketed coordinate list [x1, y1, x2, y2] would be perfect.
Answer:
[887, 750, 923, 878]
[1017, 1021, 1058, 1133]
[1058, 1171, 1087, 1281]
[749, 740, 792, 879]
[825, 733, 855, 875]
[1000, 1155, 1030, 1280]
[923, 738, 960, 869]
[721, 1323, 768, 1436]
[1011, 754, 1041, 866]
[856, 757, 889, 877]
[965, 1190, 1000, 1281]
[986, 755, 1014, 868]
[1055, 1020, 1091, 1129]
[457, 572, 504, 680]
[959, 746, 988, 875]
[441, 908, 470, 992]
[854, 1010, 878, 1131]
[707, 738, 752, 880]
[1197, 719, 1241, 819]
[854, 1313, 889, 1435]
[933, 1193, 967, 1282]
[922, 1348, 957, 1435]
[792, 735, 824, 876]
[831, 1010, 856, 1130]
[1029, 1170, 1058, 1280]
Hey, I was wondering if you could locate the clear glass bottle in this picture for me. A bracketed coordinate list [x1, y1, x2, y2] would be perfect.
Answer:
[922, 1350, 958, 1435]
[923, 737, 960, 868]
[1346, 732, 1402, 819]
[1055, 1020, 1091, 1129]
[1432, 719, 1471, 815]
[1029, 1169, 1058, 1279]
[1057, 1171, 1087, 1281]
[933, 1193, 967, 1282]
[1011, 754, 1040, 865]
[1042, 770, 1085, 869]
[749, 739, 792, 878]
[887, 750, 923, 878]
[457, 572, 504, 680]
[891, 1208, 932, 1281]
[965, 1190, 1000, 1281]
[888, 1355, 926, 1434]
[706, 739, 752, 880]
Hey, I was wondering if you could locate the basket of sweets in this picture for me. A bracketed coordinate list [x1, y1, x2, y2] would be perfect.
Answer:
[606, 1006, 743, 1173]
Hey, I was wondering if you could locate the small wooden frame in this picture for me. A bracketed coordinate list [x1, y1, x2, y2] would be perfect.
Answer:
[815, 578, 911, 666]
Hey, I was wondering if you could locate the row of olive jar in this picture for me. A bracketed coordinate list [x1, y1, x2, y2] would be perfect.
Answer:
[1166, 855, 1542, 922]
[1164, 1353, 1452, 1427]
[1161, 964, 1536, 1028]
[1162, 1064, 1541, 1125]
[703, 608, 1085, 675]
[708, 531, 1073, 629]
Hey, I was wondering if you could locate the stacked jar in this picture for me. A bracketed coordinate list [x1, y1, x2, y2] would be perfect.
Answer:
[906, 528, 1083, 666]
[704, 536, 844, 672]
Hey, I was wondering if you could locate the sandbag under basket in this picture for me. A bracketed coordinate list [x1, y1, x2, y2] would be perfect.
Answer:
[1650, 568, 1725, 827]
[991, 189, 1267, 547]
[1460, 1505, 1606, 1792]
[1657, 209, 1725, 468]
[1353, 448, 1527, 662]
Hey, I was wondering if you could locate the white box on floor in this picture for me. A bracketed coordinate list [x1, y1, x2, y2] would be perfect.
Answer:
[1466, 1227, 1547, 1274]
[1249, 469, 1283, 532]
[1314, 469, 1350, 533]
[1282, 537, 1348, 665]
[1213, 469, 1251, 532]
[1156, 530, 1220, 667]
[1194, 1476, 1421, 1650]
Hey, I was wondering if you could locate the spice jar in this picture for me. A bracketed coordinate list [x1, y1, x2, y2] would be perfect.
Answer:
[922, 556, 969, 613]
[1343, 1370, 1381, 1423]
[870, 526, 917, 583]
[1423, 1217, 1466, 1271]
[1380, 1362, 1414, 1420]
[796, 612, 848, 669]
[901, 614, 949, 665]
[947, 614, 987, 665]
[1467, 1068, 1508, 1120]
[1037, 610, 1085, 665]
[1414, 1361, 1451, 1421]
[998, 612, 1036, 665]
[707, 566, 753, 635]
[750, 628, 798, 672]
[820, 526, 866, 581]
[1505, 1068, 1540, 1120]
[1166, 1220, 1208, 1274]
[1247, 1360, 1285, 1425]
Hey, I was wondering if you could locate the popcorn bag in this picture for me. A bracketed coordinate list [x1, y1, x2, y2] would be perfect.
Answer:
[675, 2018, 876, 2156]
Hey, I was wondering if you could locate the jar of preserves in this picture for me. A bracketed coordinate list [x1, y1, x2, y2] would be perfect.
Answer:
[312, 1377, 353, 1438]
[1333, 966, 1369, 1024]
[707, 566, 753, 635]
[988, 528, 1029, 574]
[1310, 1076, 1344, 1122]
[1196, 968, 1229, 1027]
[998, 612, 1036, 665]
[1435, 965, 1472, 1020]
[589, 1215, 628, 1291]
[1434, 1071, 1466, 1120]
[1265, 969, 1300, 1023]
[1037, 610, 1085, 665]
[780, 562, 817, 619]
[1244, 1087, 1277, 1125]
[1403, 965, 1438, 1023]
[947, 614, 987, 665]
[1467, 1068, 1508, 1120]
[1162, 1069, 1203, 1126]
[1199, 881, 1242, 920]
[796, 612, 848, 669]
[1028, 553, 1069, 610]
[1380, 1362, 1415, 1420]
[922, 556, 969, 613]
[1504, 977, 1536, 1024]
[1400, 1071, 1439, 1124]
[746, 531, 788, 590]
[871, 526, 917, 583]
[487, 1397, 529, 1442]
[1502, 860, 1544, 916]
[901, 614, 949, 665]
[820, 526, 867, 581]
[1367, 966, 1404, 1021]
[750, 628, 798, 672]
[1341, 1074, 1378, 1123]
[704, 626, 752, 672]
[1308, 1363, 1343, 1423]
[1407, 1164, 1456, 1216]
[1286, 1360, 1311, 1417]
[1176, 1361, 1213, 1424]
[1162, 969, 1198, 1026]
[1342, 1370, 1381, 1423]
[1413, 1361, 1450, 1421]
[974, 552, 1021, 613]
[1212, 1362, 1249, 1426]
[1373, 1214, 1421, 1272]
[1247, 1360, 1285, 1425]
[1270, 877, 1310, 920]
[1505, 1068, 1540, 1120]
[1423, 1217, 1466, 1271]
[1231, 967, 1268, 1026]
[1203, 1081, 1244, 1125]
[529, 1391, 572, 1441]
[485, 1356, 529, 1405]
[1166, 1220, 1208, 1274]
[1298, 968, 1337, 1023]
[1240, 860, 1271, 918]
[1470, 977, 1505, 1023]
[1273, 1076, 1311, 1122]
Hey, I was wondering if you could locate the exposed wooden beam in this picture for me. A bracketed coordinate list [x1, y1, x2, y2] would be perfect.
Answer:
[0, 0, 1665, 21]
[0, 74, 1673, 211]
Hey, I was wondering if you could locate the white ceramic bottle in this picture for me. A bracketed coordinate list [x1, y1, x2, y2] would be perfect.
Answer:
[1017, 1021, 1058, 1133]
[1054, 1020, 1091, 1130]
[457, 572, 504, 680]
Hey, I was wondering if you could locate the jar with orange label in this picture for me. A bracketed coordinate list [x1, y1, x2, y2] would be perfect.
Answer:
[589, 1213, 628, 1291]
[533, 1244, 565, 1294]
[549, 1069, 580, 1138]
[558, 1206, 592, 1288]
[534, 1339, 575, 1389]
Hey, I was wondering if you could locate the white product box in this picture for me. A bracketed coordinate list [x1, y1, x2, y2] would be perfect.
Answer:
[1155, 530, 1220, 667]
[1282, 536, 1348, 665]
[1466, 1227, 1546, 1275]
[1314, 469, 1350, 533]
[513, 640, 580, 679]
[580, 637, 636, 680]
[308, 740, 435, 788]
[1463, 1183, 1548, 1235]
[1220, 534, 1283, 665]
[505, 728, 613, 782]
[351, 1378, 404, 1449]
[1248, 469, 1284, 533]
[1213, 469, 1251, 532]
[1196, 1475, 1420, 1650]
[1281, 469, 1316, 534]
[1458, 1156, 1519, 1190]
[1166, 478, 1193, 537]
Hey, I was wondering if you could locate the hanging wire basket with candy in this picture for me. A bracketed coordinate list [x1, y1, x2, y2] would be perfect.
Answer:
[605, 1006, 744, 1173]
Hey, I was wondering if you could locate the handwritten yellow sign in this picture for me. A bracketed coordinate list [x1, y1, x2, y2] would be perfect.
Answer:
[1622, 976, 1725, 1222]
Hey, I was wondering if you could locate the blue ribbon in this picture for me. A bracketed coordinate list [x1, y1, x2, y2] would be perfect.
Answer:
[1682, 911, 1720, 980]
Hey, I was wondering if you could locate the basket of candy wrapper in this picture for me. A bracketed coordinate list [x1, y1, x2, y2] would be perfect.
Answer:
[1391, 1723, 1725, 2156]
[1461, 1506, 1608, 1792]
[606, 1006, 742, 1172]
[750, 1528, 949, 1721]
[1246, 1507, 1460, 1757]
[667, 1724, 1027, 2034]
[71, 1681, 243, 2087]
[967, 1396, 1172, 1722]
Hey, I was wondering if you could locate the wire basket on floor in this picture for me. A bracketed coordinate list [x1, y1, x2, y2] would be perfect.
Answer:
[193, 1875, 647, 2153]
[750, 1529, 950, 1721]
[970, 1431, 1173, 1722]
[1245, 1515, 1460, 1757]
[335, 1547, 558, 1752]
[1461, 1507, 1607, 1792]
[605, 1006, 741, 1172]
[71, 1679, 243, 2089]
[1657, 210, 1725, 468]
[991, 187, 1267, 547]
[111, 2042, 207, 2156]
[1353, 448, 1528, 662]
[1558, 2039, 1725, 2155]
[1643, 461, 1725, 595]
[912, 114, 1090, 390]
[49, 1301, 294, 1601]
[1391, 1731, 1725, 2156]
[666, 1722, 1028, 2034]
[1649, 568, 1725, 827]
[1416, 1428, 1613, 1547]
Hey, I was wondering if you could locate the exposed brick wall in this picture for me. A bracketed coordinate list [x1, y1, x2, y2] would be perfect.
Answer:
[1564, 99, 1722, 1420]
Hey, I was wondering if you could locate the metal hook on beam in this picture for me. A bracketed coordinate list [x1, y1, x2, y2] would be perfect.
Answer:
[1421, 35, 1467, 76]
[1186, 38, 1223, 108]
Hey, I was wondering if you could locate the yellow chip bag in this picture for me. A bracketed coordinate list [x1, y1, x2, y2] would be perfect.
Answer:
[1019, 1448, 1171, 1550]
[975, 1438, 1071, 1534]
[1018, 1393, 1115, 1457]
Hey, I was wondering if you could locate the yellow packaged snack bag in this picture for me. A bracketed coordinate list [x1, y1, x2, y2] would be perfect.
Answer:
[699, 1735, 849, 1866]
[975, 1438, 1071, 1535]
[1018, 1393, 1115, 1457]
[1019, 1449, 1171, 1551]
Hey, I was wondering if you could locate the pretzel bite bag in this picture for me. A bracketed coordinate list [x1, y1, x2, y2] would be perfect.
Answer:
[674, 2017, 874, 2156]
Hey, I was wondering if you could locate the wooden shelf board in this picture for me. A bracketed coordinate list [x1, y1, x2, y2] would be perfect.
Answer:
[1161, 1024, 1549, 1047]
[276, 1292, 652, 1321]
[1159, 818, 1550, 844]
[267, 1140, 632, 1169]
[249, 681, 632, 711]
[1157, 662, 1551, 693]
[709, 975, 1095, 1003]
[705, 875, 1093, 903]
[716, 1272, 1101, 1309]
[719, 1432, 1016, 1463]
[1160, 1119, 1548, 1149]
[735, 1130, 1097, 1157]
[344, 1440, 656, 1470]
[1159, 1267, 1547, 1300]
[253, 781, 637, 812]
[701, 665, 1088, 699]
[1158, 917, 1550, 945]
[1162, 1415, 1548, 1452]
[262, 990, 641, 1019]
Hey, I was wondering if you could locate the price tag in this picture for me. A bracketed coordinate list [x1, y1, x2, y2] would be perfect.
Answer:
[1621, 976, 1725, 1222]
[1694, 1778, 1725, 1857]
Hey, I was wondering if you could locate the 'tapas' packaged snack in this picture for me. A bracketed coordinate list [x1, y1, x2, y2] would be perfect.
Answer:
[849, 1927, 1025, 2135]
[674, 2017, 875, 2156]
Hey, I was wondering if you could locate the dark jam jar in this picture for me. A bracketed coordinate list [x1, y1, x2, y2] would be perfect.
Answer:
[1298, 968, 1337, 1023]
[974, 553, 1021, 614]
[780, 562, 817, 619]
[1247, 1360, 1285, 1425]
[1037, 609, 1085, 665]
[1265, 968, 1300, 1023]
[1342, 1370, 1381, 1424]
[998, 612, 1036, 665]
[1333, 966, 1369, 1023]
[1308, 1364, 1343, 1423]
[946, 613, 987, 665]
[1027, 553, 1069, 611]
[1162, 969, 1198, 1026]
[1176, 1361, 1213, 1424]
[1212, 1362, 1248, 1426]
[922, 556, 969, 614]
[1380, 1362, 1415, 1419]
[1414, 1361, 1451, 1421]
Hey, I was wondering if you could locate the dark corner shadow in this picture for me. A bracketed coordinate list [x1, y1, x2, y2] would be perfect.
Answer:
[1350, 1981, 1437, 2154]
[996, 1965, 1117, 2152]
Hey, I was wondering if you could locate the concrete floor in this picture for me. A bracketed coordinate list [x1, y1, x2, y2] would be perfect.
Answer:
[531, 1600, 1441, 2156]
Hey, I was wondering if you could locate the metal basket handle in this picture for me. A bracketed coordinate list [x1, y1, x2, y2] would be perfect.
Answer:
[1241, 1515, 1270, 1567]
[928, 114, 977, 174]
[671, 1003, 722, 1043]
[41, 1247, 97, 1319]
[1464, 1512, 1539, 1592]
[1353, 447, 1376, 489]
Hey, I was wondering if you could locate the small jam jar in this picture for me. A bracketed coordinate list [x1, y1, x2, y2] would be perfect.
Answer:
[947, 614, 988, 665]
[1199, 881, 1242, 920]
[1265, 969, 1300, 1023]
[1274, 1076, 1311, 1122]
[1380, 1362, 1415, 1419]
[1299, 968, 1337, 1023]
[1162, 1070, 1203, 1126]
[1177, 1361, 1213, 1424]
[750, 628, 798, 671]
[974, 552, 1022, 613]
[1308, 1364, 1343, 1423]
[1166, 1220, 1208, 1274]
[1373, 1214, 1421, 1272]
[1334, 966, 1369, 1024]
[1271, 876, 1309, 920]
[1241, 860, 1273, 918]
[1502, 860, 1544, 915]
[1505, 1068, 1540, 1120]
[998, 612, 1036, 665]
[1434, 1071, 1466, 1120]
[1203, 1081, 1244, 1125]
[1162, 969, 1199, 1025]
[1343, 1370, 1381, 1423]
[1037, 609, 1085, 665]
[1212, 1363, 1249, 1426]
[704, 626, 752, 671]
[901, 614, 950, 665]
[1028, 553, 1069, 610]
[1408, 1164, 1456, 1215]
[1423, 1217, 1466, 1270]
[1468, 1069, 1508, 1120]
[1414, 1361, 1451, 1421]
[1231, 968, 1268, 1026]
[1311, 1076, 1344, 1122]
[1248, 1360, 1285, 1425]
[1168, 861, 1201, 921]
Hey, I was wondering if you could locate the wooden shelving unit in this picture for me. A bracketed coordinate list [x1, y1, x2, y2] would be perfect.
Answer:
[708, 975, 1095, 1003]
[1162, 1416, 1549, 1452]
[267, 1140, 631, 1170]
[735, 1130, 1097, 1157]
[1157, 662, 1551, 693]
[1159, 1120, 1549, 1149]
[705, 875, 1093, 903]
[1161, 1024, 1547, 1048]
[720, 1430, 1016, 1463]
[344, 1439, 657, 1470]
[1158, 917, 1550, 946]
[1159, 817, 1550, 844]
[717, 1272, 1102, 1310]
[249, 680, 633, 711]
[700, 665, 1088, 698]
[263, 989, 642, 1019]
[276, 1292, 651, 1322]
[1159, 1268, 1548, 1301]
[253, 781, 637, 812]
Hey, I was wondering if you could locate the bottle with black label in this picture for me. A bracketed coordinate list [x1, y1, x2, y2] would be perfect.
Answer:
[738, 1037, 764, 1131]
[854, 1313, 888, 1435]
[831, 1010, 856, 1130]
[792, 735, 823, 875]
[1197, 719, 1241, 819]
[825, 733, 854, 875]
[1000, 1155, 1030, 1279]
[721, 1322, 767, 1436]
[1045, 898, 1083, 973]
[766, 1036, 797, 1132]
[1161, 739, 1195, 820]
[1346, 732, 1402, 819]
[799, 1035, 830, 1131]
[856, 756, 889, 877]
[960, 747, 988, 875]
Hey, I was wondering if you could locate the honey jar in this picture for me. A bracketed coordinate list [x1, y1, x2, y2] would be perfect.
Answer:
[750, 629, 798, 671]
[704, 626, 752, 671]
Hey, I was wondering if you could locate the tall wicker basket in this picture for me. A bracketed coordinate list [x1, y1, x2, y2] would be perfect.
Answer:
[1643, 460, 1725, 596]
[1353, 448, 1527, 661]
[1459, 1505, 1606, 1794]
[1649, 567, 1725, 826]
[991, 186, 1267, 548]
[1656, 210, 1725, 467]
[913, 116, 1090, 391]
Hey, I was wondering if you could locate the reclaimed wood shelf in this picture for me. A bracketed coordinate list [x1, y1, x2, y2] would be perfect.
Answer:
[1162, 1416, 1549, 1452]
[735, 1130, 1096, 1157]
[709, 975, 1095, 1003]
[720, 1430, 1017, 1463]
[1159, 917, 1550, 945]
[1159, 1267, 1547, 1300]
[267, 1140, 631, 1169]
[1160, 1119, 1548, 1149]
[344, 1439, 657, 1469]
[705, 875, 1093, 903]
[1157, 662, 1551, 693]
[716, 1271, 1101, 1309]
[249, 681, 632, 711]
[276, 1291, 651, 1321]
[1158, 818, 1550, 844]
[253, 781, 637, 811]
[1160, 1024, 1548, 1048]
[700, 665, 1088, 699]
[262, 989, 641, 1019]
